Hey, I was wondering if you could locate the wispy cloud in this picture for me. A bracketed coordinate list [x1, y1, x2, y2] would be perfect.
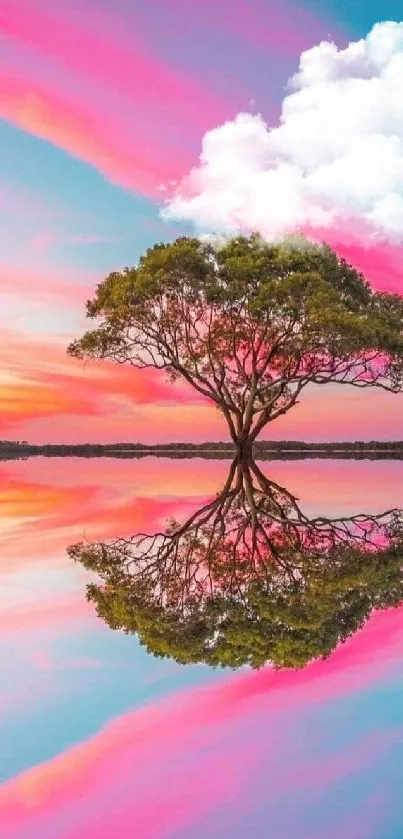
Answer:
[29, 650, 103, 671]
[0, 593, 91, 634]
[29, 231, 54, 254]
[0, 263, 93, 306]
[2, 324, 403, 443]
[0, 329, 204, 434]
[28, 231, 120, 254]
[0, 0, 233, 195]
[0, 605, 401, 838]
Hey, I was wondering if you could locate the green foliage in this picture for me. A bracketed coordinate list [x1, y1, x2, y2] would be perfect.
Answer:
[71, 541, 403, 671]
[68, 458, 403, 671]
[68, 234, 403, 443]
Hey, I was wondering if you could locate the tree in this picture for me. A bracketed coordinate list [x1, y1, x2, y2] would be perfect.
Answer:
[67, 235, 403, 455]
[68, 458, 403, 670]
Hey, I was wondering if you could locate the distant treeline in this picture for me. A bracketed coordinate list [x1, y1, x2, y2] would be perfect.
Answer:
[2, 439, 403, 461]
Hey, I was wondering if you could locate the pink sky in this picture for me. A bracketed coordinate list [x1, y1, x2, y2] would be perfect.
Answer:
[2, 6, 403, 837]
[1, 603, 402, 839]
[0, 1, 402, 443]
[1, 449, 403, 838]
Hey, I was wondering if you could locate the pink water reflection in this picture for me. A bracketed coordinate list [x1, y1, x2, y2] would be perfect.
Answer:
[0, 455, 402, 839]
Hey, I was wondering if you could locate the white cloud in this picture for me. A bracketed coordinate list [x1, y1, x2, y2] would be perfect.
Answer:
[162, 21, 403, 242]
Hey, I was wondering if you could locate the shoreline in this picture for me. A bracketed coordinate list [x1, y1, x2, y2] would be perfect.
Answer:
[3, 444, 403, 461]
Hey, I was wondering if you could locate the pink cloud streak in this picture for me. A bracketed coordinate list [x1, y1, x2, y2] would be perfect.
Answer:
[1, 593, 91, 634]
[0, 329, 205, 434]
[0, 0, 235, 196]
[0, 263, 92, 307]
[29, 650, 102, 671]
[0, 606, 401, 838]
[3, 457, 403, 568]
[3, 325, 403, 442]
[305, 222, 403, 295]
[0, 74, 175, 195]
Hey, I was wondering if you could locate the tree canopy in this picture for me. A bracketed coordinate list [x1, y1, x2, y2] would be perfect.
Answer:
[68, 459, 403, 670]
[67, 235, 403, 450]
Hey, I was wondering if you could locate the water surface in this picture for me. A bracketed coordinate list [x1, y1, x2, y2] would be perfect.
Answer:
[1, 456, 402, 839]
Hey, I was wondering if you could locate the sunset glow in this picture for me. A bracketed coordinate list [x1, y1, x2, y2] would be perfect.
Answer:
[1, 0, 403, 443]
[1, 456, 403, 837]
[2, 4, 403, 836]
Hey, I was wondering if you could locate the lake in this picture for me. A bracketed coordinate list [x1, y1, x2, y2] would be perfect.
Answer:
[1, 456, 402, 839]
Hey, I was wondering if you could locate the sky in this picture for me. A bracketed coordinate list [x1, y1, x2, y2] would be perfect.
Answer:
[1, 1, 403, 442]
[1, 455, 403, 839]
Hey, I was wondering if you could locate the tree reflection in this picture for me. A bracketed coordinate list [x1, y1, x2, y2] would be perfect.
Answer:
[69, 458, 403, 670]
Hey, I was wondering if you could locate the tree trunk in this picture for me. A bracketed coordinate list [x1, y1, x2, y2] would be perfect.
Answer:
[220, 404, 259, 457]
[235, 434, 254, 460]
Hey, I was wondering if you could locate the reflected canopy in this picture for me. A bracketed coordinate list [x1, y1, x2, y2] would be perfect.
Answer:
[69, 458, 403, 669]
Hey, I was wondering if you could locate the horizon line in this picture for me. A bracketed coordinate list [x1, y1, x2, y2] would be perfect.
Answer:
[3, 440, 403, 448]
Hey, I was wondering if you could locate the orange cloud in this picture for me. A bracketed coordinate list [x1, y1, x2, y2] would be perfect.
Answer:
[0, 479, 88, 519]
[0, 381, 91, 425]
[0, 456, 224, 510]
[0, 329, 204, 436]
[3, 456, 403, 571]
[0, 457, 213, 565]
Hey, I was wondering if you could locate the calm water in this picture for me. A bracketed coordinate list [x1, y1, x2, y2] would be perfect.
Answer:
[1, 456, 403, 839]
